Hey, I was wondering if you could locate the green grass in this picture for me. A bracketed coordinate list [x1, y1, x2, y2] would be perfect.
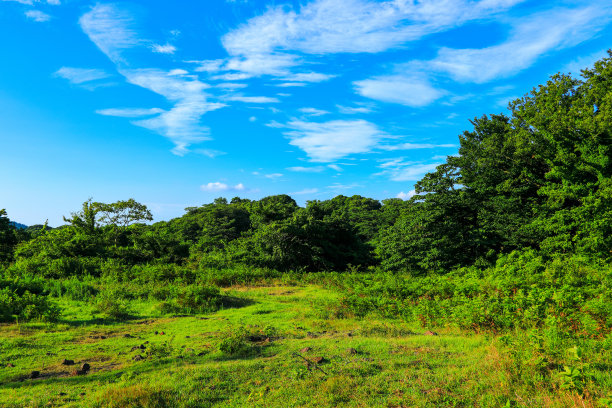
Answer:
[0, 283, 609, 407]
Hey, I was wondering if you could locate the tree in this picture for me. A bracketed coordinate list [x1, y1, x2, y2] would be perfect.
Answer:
[63, 199, 99, 234]
[0, 209, 17, 263]
[95, 199, 153, 228]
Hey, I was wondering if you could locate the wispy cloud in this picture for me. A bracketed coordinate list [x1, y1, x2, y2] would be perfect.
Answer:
[378, 158, 441, 182]
[337, 105, 373, 114]
[275, 82, 307, 87]
[380, 142, 456, 151]
[354, 75, 445, 107]
[80, 5, 227, 155]
[189, 59, 225, 73]
[96, 107, 165, 117]
[286, 166, 326, 173]
[151, 43, 176, 54]
[215, 82, 248, 89]
[291, 188, 319, 195]
[299, 107, 329, 116]
[225, 95, 279, 103]
[217, 0, 526, 85]
[201, 182, 246, 192]
[123, 69, 226, 155]
[222, 0, 525, 56]
[416, 5, 611, 84]
[25, 10, 51, 22]
[276, 119, 384, 162]
[79, 4, 142, 64]
[278, 72, 335, 83]
[327, 182, 361, 191]
[54, 67, 111, 85]
[195, 149, 226, 158]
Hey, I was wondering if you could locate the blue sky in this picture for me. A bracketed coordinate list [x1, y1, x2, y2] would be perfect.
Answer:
[1, 0, 610, 225]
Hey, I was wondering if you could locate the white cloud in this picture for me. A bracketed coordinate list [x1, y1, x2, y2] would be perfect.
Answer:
[291, 188, 319, 195]
[420, 5, 611, 83]
[393, 163, 440, 181]
[201, 182, 247, 192]
[224, 53, 298, 77]
[328, 182, 361, 191]
[168, 69, 188, 76]
[189, 59, 225, 72]
[279, 72, 334, 83]
[194, 149, 226, 158]
[337, 105, 373, 114]
[378, 159, 441, 181]
[222, 0, 525, 56]
[275, 82, 307, 87]
[299, 107, 329, 116]
[96, 107, 165, 117]
[397, 190, 416, 200]
[354, 75, 445, 107]
[280, 119, 384, 162]
[225, 95, 279, 103]
[152, 43, 176, 54]
[249, 116, 257, 122]
[54, 67, 111, 84]
[25, 10, 50, 22]
[215, 0, 526, 85]
[327, 164, 342, 172]
[79, 6, 227, 155]
[215, 82, 248, 89]
[265, 173, 283, 179]
[380, 142, 456, 150]
[79, 4, 142, 64]
[123, 69, 227, 155]
[286, 166, 325, 173]
[211, 73, 253, 81]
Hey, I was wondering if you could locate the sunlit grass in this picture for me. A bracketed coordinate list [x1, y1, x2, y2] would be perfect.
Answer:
[0, 283, 609, 407]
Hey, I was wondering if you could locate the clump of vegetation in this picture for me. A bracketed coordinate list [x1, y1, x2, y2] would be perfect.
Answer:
[218, 325, 276, 357]
[93, 288, 133, 320]
[0, 276, 60, 322]
[155, 285, 222, 315]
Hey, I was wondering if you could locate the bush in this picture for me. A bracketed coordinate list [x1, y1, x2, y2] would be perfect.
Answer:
[324, 252, 612, 337]
[0, 287, 60, 322]
[93, 288, 132, 320]
[156, 285, 222, 315]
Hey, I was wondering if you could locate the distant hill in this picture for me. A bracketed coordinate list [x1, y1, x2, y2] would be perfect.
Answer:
[10, 221, 28, 230]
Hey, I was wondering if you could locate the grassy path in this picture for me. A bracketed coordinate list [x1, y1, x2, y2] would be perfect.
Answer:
[0, 284, 586, 407]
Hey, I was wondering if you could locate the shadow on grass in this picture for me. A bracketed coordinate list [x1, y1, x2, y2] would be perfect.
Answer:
[56, 295, 256, 327]
[219, 295, 256, 310]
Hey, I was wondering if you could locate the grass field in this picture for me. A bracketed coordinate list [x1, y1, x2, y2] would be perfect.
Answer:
[0, 282, 609, 407]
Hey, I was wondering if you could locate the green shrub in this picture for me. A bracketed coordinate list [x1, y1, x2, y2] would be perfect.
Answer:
[93, 289, 132, 320]
[156, 285, 222, 315]
[0, 287, 60, 322]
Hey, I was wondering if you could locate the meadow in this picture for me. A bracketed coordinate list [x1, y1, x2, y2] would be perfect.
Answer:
[0, 265, 610, 408]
